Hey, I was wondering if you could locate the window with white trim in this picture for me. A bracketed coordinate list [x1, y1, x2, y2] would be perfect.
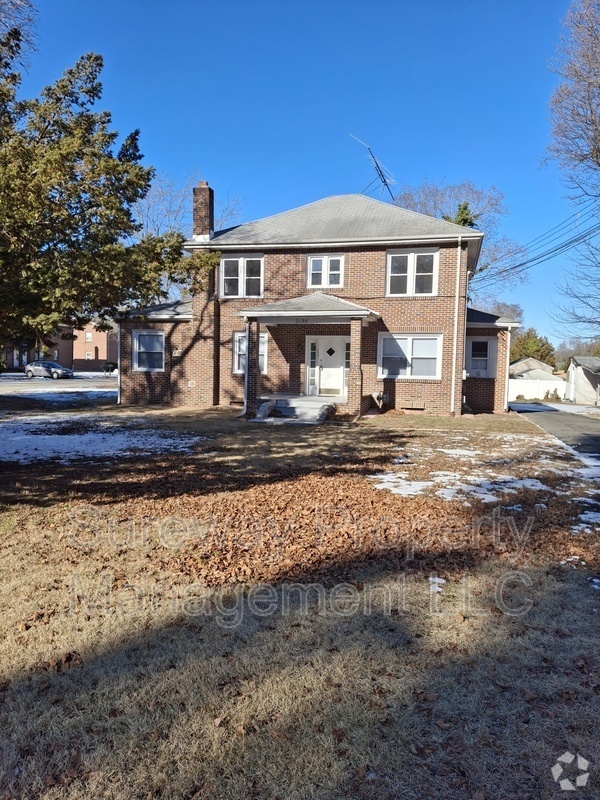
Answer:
[386, 249, 438, 296]
[233, 332, 268, 374]
[466, 337, 497, 378]
[85, 351, 92, 360]
[85, 331, 93, 341]
[221, 256, 263, 298]
[133, 330, 165, 372]
[308, 255, 344, 288]
[378, 333, 441, 379]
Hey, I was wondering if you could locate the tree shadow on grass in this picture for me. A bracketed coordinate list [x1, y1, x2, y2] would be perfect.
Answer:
[0, 541, 598, 800]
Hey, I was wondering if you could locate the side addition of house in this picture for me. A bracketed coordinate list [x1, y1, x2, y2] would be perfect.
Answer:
[118, 182, 519, 416]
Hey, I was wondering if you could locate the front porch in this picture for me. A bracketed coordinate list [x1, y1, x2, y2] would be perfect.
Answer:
[238, 292, 379, 418]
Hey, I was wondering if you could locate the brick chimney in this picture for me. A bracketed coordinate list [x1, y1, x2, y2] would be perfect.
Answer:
[192, 181, 214, 241]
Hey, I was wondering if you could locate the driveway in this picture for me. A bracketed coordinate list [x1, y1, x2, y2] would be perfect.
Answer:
[510, 402, 600, 458]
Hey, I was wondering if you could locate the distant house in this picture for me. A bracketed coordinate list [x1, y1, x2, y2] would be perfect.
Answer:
[118, 183, 521, 416]
[508, 356, 565, 402]
[566, 356, 600, 405]
[3, 321, 117, 372]
[72, 322, 118, 371]
[3, 326, 73, 370]
[510, 357, 556, 379]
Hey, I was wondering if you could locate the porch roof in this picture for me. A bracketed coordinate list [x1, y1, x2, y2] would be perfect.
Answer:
[238, 291, 380, 324]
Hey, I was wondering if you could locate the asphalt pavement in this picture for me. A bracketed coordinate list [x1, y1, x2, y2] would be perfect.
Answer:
[0, 375, 116, 394]
[513, 404, 600, 457]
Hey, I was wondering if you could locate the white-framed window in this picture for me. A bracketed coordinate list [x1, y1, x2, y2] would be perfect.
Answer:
[307, 255, 344, 288]
[386, 249, 439, 296]
[377, 333, 442, 379]
[466, 337, 497, 378]
[85, 351, 92, 360]
[133, 330, 165, 372]
[233, 331, 268, 374]
[85, 331, 93, 342]
[220, 255, 263, 298]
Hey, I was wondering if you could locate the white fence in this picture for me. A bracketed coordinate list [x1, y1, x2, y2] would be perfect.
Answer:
[508, 378, 566, 401]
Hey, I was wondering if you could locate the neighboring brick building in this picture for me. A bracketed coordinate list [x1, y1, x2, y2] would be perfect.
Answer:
[72, 322, 118, 372]
[118, 183, 520, 415]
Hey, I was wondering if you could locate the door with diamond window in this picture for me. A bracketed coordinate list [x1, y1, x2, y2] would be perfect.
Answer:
[306, 336, 350, 396]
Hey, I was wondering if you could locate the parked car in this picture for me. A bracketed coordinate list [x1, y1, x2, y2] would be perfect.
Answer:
[24, 361, 74, 379]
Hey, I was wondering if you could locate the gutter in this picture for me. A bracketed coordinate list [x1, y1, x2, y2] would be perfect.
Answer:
[504, 328, 512, 412]
[117, 324, 121, 405]
[236, 320, 250, 418]
[184, 234, 484, 252]
[450, 237, 462, 415]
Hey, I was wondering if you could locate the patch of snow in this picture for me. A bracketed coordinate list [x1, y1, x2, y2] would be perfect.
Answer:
[437, 448, 479, 458]
[0, 413, 205, 463]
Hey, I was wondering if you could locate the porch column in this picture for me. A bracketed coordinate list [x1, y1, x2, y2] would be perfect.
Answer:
[246, 318, 260, 416]
[346, 318, 363, 416]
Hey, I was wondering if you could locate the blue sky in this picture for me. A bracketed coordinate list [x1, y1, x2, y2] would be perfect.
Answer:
[27, 0, 576, 342]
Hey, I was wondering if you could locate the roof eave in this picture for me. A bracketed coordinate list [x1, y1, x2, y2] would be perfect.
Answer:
[184, 233, 484, 252]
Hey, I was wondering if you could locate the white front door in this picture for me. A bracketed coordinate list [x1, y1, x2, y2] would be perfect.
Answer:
[306, 336, 349, 396]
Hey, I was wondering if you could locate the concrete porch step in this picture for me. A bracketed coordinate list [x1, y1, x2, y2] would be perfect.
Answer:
[255, 395, 341, 423]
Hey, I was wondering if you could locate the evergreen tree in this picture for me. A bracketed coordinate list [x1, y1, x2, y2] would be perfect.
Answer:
[0, 30, 216, 346]
[442, 201, 477, 228]
[510, 328, 556, 367]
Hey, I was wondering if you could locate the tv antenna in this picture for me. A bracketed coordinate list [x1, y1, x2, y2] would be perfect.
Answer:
[350, 133, 396, 201]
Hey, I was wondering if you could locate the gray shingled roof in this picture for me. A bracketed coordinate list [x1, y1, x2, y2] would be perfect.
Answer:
[201, 195, 484, 246]
[466, 307, 519, 326]
[573, 356, 600, 373]
[123, 299, 192, 318]
[239, 291, 379, 319]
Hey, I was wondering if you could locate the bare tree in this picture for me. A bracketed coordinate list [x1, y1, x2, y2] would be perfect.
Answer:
[549, 0, 600, 334]
[393, 178, 525, 300]
[133, 171, 241, 239]
[480, 301, 524, 323]
[549, 0, 600, 202]
[132, 172, 242, 300]
[0, 0, 36, 56]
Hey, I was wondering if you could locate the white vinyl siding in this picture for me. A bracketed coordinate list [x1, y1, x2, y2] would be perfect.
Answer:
[378, 333, 442, 379]
[233, 332, 268, 374]
[132, 330, 165, 372]
[308, 255, 344, 288]
[386, 249, 439, 296]
[221, 256, 263, 298]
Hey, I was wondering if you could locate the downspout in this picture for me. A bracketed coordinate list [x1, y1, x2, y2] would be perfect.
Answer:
[450, 236, 462, 415]
[236, 319, 250, 417]
[117, 323, 121, 405]
[504, 328, 512, 411]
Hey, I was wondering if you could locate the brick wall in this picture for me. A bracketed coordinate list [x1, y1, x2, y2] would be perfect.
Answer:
[120, 241, 475, 415]
[463, 326, 508, 413]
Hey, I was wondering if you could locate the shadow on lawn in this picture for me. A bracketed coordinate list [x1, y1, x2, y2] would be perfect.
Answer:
[0, 551, 598, 800]
[0, 422, 418, 509]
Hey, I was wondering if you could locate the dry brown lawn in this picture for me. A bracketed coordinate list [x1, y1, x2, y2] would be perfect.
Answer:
[0, 406, 599, 799]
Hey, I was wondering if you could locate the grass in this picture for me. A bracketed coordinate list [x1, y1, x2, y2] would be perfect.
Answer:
[0, 406, 598, 799]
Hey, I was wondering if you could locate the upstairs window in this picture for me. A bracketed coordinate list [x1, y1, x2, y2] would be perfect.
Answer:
[308, 255, 344, 288]
[221, 256, 263, 298]
[133, 331, 164, 372]
[378, 333, 441, 379]
[387, 249, 438, 296]
[233, 332, 268, 374]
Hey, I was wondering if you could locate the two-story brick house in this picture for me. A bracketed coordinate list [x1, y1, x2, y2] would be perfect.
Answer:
[118, 182, 519, 416]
